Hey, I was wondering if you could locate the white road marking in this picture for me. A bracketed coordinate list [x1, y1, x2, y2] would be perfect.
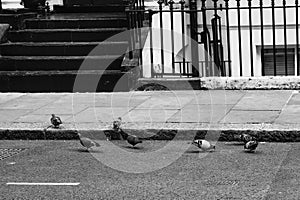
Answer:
[6, 182, 80, 186]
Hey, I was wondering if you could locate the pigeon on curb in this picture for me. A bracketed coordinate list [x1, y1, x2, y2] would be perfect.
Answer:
[78, 133, 100, 151]
[244, 140, 259, 152]
[112, 117, 122, 132]
[192, 139, 215, 151]
[120, 130, 142, 147]
[50, 114, 62, 128]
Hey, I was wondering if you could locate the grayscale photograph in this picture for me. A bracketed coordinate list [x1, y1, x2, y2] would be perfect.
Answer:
[0, 0, 299, 199]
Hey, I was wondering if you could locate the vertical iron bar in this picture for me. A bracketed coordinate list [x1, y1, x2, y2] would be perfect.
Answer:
[271, 0, 277, 76]
[180, 0, 186, 75]
[158, 0, 164, 76]
[126, 9, 133, 59]
[248, 0, 254, 76]
[296, 0, 299, 75]
[201, 0, 209, 77]
[224, 0, 231, 77]
[260, 0, 265, 76]
[137, 10, 143, 67]
[283, 0, 288, 75]
[169, 0, 175, 74]
[212, 0, 220, 76]
[149, 10, 154, 78]
[236, 0, 243, 76]
[189, 0, 199, 77]
[218, 15, 224, 76]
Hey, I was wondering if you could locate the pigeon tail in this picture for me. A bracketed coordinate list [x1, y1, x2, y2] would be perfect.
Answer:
[119, 129, 129, 140]
[95, 142, 100, 147]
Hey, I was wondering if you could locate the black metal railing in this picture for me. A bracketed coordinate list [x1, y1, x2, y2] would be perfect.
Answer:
[126, 0, 300, 78]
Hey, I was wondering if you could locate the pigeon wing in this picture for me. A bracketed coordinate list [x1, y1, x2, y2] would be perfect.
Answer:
[80, 137, 95, 149]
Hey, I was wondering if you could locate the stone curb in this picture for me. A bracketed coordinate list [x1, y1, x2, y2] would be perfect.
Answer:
[0, 128, 299, 142]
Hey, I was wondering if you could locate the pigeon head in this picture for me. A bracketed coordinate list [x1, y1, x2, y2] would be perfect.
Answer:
[51, 114, 55, 117]
[192, 139, 202, 148]
[113, 117, 122, 131]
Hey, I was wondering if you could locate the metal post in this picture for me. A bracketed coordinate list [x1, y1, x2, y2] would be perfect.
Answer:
[169, 0, 175, 74]
[149, 10, 154, 78]
[283, 0, 288, 75]
[224, 0, 231, 77]
[158, 0, 165, 76]
[296, 0, 299, 75]
[271, 0, 277, 76]
[201, 0, 209, 76]
[189, 0, 199, 77]
[236, 0, 243, 76]
[248, 0, 254, 76]
[180, 0, 186, 75]
[260, 0, 265, 76]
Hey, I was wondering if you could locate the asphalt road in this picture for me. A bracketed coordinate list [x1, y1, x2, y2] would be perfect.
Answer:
[0, 140, 299, 200]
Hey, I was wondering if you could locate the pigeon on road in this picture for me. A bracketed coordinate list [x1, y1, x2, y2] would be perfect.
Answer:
[192, 139, 215, 151]
[78, 133, 100, 151]
[120, 131, 142, 147]
[244, 140, 259, 152]
[50, 114, 62, 128]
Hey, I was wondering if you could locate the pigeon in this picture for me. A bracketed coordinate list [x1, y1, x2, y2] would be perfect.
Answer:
[192, 139, 215, 151]
[78, 133, 100, 151]
[239, 133, 253, 144]
[120, 130, 142, 147]
[50, 114, 62, 128]
[112, 117, 122, 132]
[244, 140, 259, 152]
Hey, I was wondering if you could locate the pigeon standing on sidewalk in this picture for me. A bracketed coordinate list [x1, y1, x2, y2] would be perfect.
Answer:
[113, 117, 122, 132]
[50, 114, 62, 128]
[239, 133, 253, 144]
[192, 139, 216, 151]
[78, 133, 100, 151]
[244, 140, 259, 152]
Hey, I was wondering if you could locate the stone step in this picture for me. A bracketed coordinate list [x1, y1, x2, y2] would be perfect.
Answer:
[53, 4, 126, 13]
[62, 0, 124, 7]
[0, 12, 37, 29]
[25, 18, 127, 29]
[0, 41, 128, 56]
[0, 70, 130, 92]
[0, 55, 125, 71]
[8, 28, 127, 42]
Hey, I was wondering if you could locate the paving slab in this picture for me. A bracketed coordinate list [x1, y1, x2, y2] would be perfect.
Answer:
[192, 90, 246, 105]
[66, 107, 131, 123]
[232, 90, 292, 111]
[122, 109, 179, 123]
[0, 109, 33, 122]
[136, 95, 193, 109]
[221, 110, 280, 124]
[275, 105, 300, 124]
[168, 104, 234, 123]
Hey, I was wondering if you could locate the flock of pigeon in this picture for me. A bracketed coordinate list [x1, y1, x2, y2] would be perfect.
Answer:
[49, 114, 259, 153]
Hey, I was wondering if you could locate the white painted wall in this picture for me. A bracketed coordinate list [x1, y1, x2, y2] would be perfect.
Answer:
[142, 8, 191, 77]
[142, 0, 300, 77]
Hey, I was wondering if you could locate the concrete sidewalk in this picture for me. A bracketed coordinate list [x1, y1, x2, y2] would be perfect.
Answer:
[0, 90, 300, 141]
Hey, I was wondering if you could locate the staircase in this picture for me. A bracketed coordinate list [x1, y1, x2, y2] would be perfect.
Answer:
[0, 3, 132, 92]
